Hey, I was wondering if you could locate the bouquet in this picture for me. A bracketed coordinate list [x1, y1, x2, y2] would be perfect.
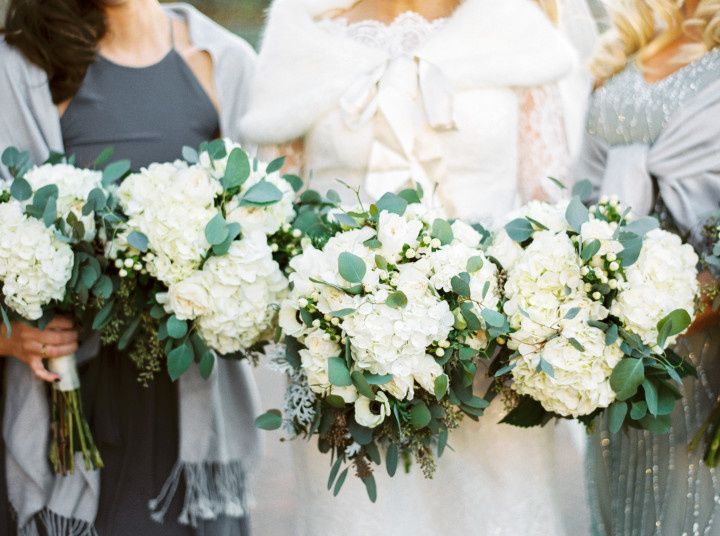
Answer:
[489, 186, 699, 434]
[257, 188, 508, 501]
[0, 147, 125, 474]
[689, 211, 720, 464]
[99, 140, 295, 383]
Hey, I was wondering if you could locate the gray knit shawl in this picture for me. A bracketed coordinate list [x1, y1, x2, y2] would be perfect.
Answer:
[0, 4, 262, 534]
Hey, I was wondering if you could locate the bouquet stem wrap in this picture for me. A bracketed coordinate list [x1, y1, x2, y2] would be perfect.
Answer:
[47, 355, 103, 476]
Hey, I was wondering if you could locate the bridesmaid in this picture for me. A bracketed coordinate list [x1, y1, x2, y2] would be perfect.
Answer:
[0, 1, 260, 535]
[575, 1, 720, 534]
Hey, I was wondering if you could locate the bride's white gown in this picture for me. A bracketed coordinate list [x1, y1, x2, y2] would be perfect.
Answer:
[241, 1, 598, 534]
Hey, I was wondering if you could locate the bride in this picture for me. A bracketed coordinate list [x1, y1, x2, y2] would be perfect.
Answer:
[241, 0, 597, 533]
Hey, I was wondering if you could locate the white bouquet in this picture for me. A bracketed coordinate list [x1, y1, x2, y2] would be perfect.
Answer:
[103, 140, 293, 381]
[0, 147, 124, 474]
[258, 189, 507, 501]
[490, 189, 698, 434]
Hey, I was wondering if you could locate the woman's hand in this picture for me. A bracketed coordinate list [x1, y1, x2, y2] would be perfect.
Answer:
[0, 317, 79, 383]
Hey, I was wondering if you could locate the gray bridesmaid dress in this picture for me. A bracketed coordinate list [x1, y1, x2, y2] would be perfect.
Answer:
[575, 50, 720, 535]
[59, 22, 248, 536]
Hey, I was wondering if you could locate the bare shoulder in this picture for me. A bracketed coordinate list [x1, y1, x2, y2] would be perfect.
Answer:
[172, 18, 220, 111]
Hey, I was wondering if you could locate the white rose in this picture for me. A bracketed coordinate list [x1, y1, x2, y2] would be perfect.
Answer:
[164, 273, 211, 320]
[331, 385, 359, 404]
[451, 220, 482, 248]
[384, 375, 415, 400]
[376, 211, 422, 262]
[354, 391, 391, 429]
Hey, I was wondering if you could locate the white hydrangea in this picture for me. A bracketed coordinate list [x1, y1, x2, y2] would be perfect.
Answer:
[199, 139, 295, 236]
[342, 264, 453, 386]
[511, 313, 624, 417]
[501, 228, 622, 417]
[580, 219, 623, 257]
[376, 211, 423, 263]
[488, 200, 569, 271]
[0, 202, 73, 320]
[611, 229, 698, 349]
[503, 231, 583, 344]
[283, 207, 468, 402]
[116, 161, 218, 285]
[23, 163, 103, 242]
[419, 244, 501, 313]
[161, 234, 287, 355]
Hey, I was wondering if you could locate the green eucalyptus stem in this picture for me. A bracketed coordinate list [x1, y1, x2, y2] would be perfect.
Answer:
[48, 355, 103, 475]
[689, 399, 720, 467]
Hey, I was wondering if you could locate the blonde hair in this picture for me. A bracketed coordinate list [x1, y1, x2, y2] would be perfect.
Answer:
[592, 0, 720, 81]
[537, 0, 559, 24]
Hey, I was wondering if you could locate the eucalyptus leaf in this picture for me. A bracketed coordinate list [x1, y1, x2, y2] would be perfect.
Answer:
[365, 373, 392, 385]
[222, 148, 251, 189]
[504, 218, 534, 243]
[167, 315, 189, 339]
[10, 178, 32, 201]
[607, 401, 628, 434]
[386, 444, 399, 477]
[266, 156, 285, 174]
[351, 371, 375, 399]
[283, 174, 303, 192]
[610, 358, 645, 401]
[127, 231, 149, 252]
[565, 196, 589, 233]
[431, 219, 454, 245]
[409, 402, 432, 429]
[92, 300, 115, 330]
[643, 379, 659, 416]
[623, 217, 658, 237]
[167, 342, 194, 381]
[182, 146, 199, 164]
[618, 232, 643, 267]
[102, 159, 131, 186]
[118, 317, 141, 351]
[240, 180, 283, 206]
[42, 195, 57, 227]
[466, 256, 484, 273]
[385, 291, 408, 309]
[571, 179, 593, 202]
[199, 350, 215, 380]
[328, 357, 352, 387]
[205, 213, 229, 246]
[338, 252, 366, 284]
[362, 475, 378, 503]
[481, 309, 506, 328]
[580, 239, 601, 262]
[565, 308, 580, 320]
[375, 192, 408, 216]
[333, 468, 349, 496]
[327, 456, 344, 490]
[434, 374, 449, 400]
[255, 410, 283, 430]
[656, 309, 692, 348]
[451, 274, 471, 298]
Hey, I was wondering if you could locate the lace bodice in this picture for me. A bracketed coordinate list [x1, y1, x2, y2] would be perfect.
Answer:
[318, 11, 447, 58]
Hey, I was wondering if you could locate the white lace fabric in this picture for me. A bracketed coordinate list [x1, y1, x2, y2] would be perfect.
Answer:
[517, 84, 571, 202]
[318, 11, 448, 58]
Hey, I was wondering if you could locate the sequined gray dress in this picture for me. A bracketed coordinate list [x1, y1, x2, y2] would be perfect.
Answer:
[574, 50, 720, 536]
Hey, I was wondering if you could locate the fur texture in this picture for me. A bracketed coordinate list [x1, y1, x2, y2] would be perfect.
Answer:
[241, 0, 577, 143]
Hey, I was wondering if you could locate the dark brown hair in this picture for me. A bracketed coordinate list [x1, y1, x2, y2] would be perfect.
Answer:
[3, 0, 107, 104]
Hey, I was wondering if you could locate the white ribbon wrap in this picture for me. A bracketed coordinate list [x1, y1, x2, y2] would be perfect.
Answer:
[47, 354, 81, 392]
